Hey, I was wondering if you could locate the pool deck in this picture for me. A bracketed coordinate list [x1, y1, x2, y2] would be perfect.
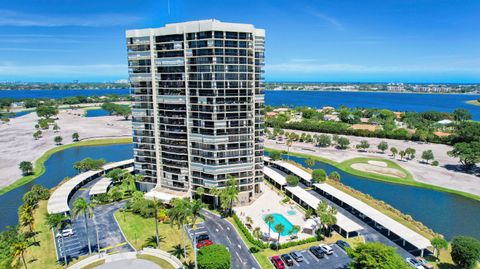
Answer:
[234, 182, 310, 242]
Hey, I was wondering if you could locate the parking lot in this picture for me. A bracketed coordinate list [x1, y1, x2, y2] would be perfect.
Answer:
[270, 244, 351, 269]
[55, 224, 90, 261]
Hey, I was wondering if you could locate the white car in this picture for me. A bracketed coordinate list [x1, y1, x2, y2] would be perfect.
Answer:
[319, 244, 333, 255]
[406, 257, 425, 269]
[56, 228, 74, 238]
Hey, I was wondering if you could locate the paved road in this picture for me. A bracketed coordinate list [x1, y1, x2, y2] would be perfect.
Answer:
[55, 177, 134, 262]
[96, 259, 160, 269]
[196, 210, 261, 269]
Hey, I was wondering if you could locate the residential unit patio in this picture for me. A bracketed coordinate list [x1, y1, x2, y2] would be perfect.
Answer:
[234, 182, 311, 243]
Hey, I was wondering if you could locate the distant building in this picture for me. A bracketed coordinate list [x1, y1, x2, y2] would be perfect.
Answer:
[351, 124, 380, 132]
[273, 107, 289, 113]
[437, 119, 453, 125]
[324, 114, 340, 122]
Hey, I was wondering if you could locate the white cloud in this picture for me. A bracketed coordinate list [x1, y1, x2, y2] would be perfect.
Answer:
[266, 60, 480, 74]
[0, 9, 140, 27]
[305, 9, 345, 31]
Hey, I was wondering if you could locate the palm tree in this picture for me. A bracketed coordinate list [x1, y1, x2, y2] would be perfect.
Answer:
[286, 139, 293, 160]
[288, 225, 301, 238]
[252, 227, 262, 239]
[219, 176, 239, 215]
[390, 147, 398, 158]
[264, 214, 274, 240]
[274, 223, 285, 250]
[72, 198, 95, 254]
[195, 187, 205, 200]
[72, 132, 79, 142]
[190, 199, 205, 227]
[19, 205, 35, 237]
[152, 198, 163, 249]
[245, 216, 253, 227]
[12, 235, 29, 269]
[209, 186, 219, 208]
[305, 158, 315, 168]
[45, 213, 68, 266]
[167, 198, 192, 261]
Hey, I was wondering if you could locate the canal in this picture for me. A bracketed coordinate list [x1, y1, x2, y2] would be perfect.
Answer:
[0, 143, 132, 231]
[1, 143, 479, 240]
[284, 154, 480, 240]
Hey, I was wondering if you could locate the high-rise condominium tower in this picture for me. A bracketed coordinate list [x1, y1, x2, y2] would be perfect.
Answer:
[126, 20, 265, 204]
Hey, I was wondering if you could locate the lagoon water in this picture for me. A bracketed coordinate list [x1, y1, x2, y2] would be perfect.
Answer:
[2, 89, 479, 119]
[0, 89, 130, 99]
[0, 144, 132, 231]
[85, 109, 110, 117]
[285, 154, 480, 240]
[1, 142, 479, 240]
[265, 90, 480, 120]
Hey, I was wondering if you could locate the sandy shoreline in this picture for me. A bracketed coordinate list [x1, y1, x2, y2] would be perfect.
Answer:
[0, 108, 131, 188]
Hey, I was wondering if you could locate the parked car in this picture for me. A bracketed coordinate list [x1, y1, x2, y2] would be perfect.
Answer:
[271, 255, 285, 269]
[289, 251, 304, 262]
[336, 240, 351, 250]
[415, 257, 433, 269]
[280, 254, 294, 266]
[320, 244, 334, 255]
[406, 257, 425, 269]
[196, 239, 213, 249]
[56, 228, 74, 238]
[196, 233, 209, 242]
[309, 246, 325, 259]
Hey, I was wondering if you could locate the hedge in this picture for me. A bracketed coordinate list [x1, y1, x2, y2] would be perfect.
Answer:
[233, 214, 268, 249]
[198, 244, 231, 269]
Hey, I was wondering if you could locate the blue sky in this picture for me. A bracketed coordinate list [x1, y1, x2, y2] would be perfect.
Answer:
[0, 0, 479, 83]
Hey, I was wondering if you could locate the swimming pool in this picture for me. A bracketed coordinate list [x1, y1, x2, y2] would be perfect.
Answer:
[263, 213, 294, 236]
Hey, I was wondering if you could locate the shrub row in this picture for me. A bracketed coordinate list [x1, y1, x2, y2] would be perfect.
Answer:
[267, 120, 451, 144]
[232, 214, 268, 249]
[273, 236, 319, 250]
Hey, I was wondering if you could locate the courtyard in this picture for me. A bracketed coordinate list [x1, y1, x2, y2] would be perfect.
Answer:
[235, 182, 310, 243]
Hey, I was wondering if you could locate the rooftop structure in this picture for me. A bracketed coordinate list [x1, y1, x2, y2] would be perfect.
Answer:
[285, 185, 363, 237]
[313, 183, 431, 253]
[48, 159, 134, 214]
[89, 177, 113, 196]
[270, 160, 312, 184]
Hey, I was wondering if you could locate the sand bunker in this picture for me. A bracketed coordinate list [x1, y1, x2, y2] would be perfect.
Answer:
[367, 160, 388, 167]
[351, 163, 406, 178]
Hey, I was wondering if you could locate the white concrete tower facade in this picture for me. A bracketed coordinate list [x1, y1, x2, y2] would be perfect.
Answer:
[126, 20, 265, 204]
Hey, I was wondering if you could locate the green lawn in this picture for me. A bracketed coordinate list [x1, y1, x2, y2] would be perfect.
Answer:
[137, 254, 175, 269]
[114, 210, 195, 264]
[0, 138, 133, 196]
[22, 200, 62, 269]
[266, 148, 480, 202]
[338, 157, 414, 181]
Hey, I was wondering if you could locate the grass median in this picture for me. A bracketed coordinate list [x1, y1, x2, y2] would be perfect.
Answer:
[0, 137, 133, 196]
[114, 210, 195, 264]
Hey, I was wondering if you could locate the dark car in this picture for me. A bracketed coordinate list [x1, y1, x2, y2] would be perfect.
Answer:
[336, 240, 351, 250]
[280, 254, 294, 266]
[289, 251, 304, 262]
[309, 246, 325, 259]
[196, 233, 209, 242]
